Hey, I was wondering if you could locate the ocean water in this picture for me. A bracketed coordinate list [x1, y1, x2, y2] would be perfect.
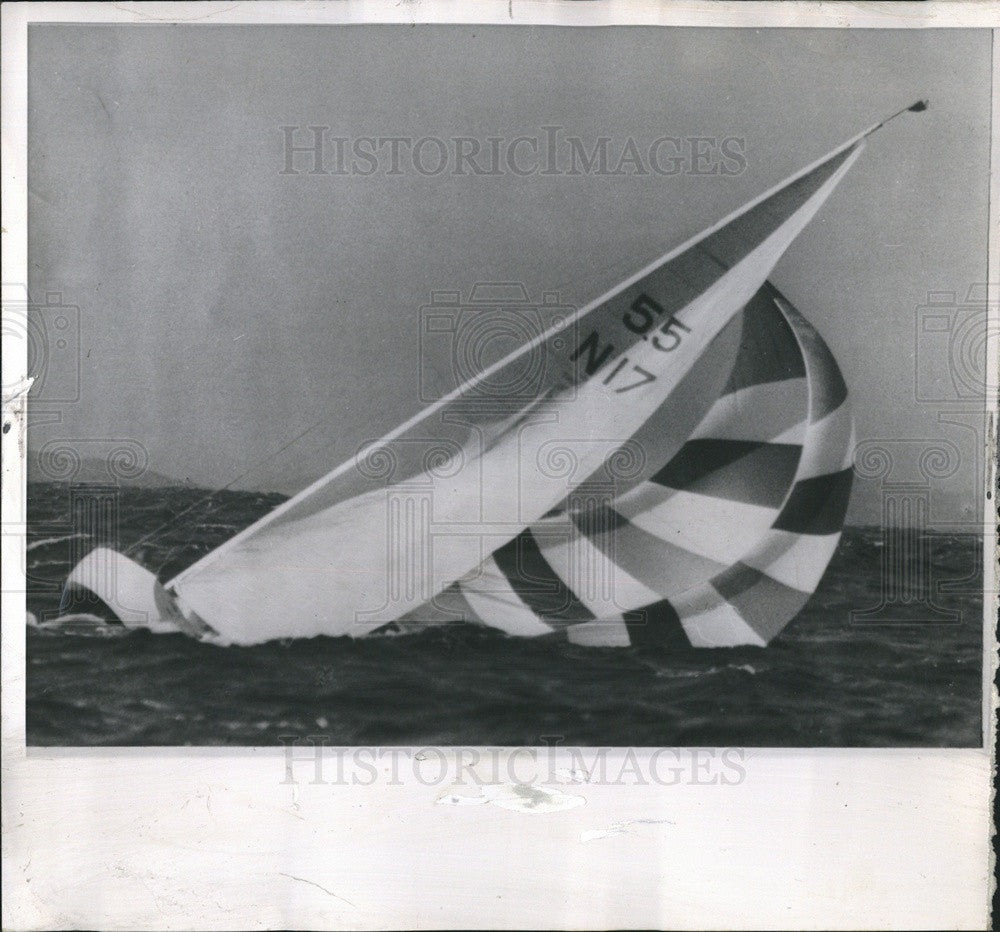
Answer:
[24, 482, 984, 747]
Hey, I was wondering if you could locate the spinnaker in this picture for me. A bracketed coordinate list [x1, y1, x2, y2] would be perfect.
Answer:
[452, 282, 853, 648]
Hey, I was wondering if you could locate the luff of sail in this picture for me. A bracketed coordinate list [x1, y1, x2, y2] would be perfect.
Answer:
[165, 133, 869, 644]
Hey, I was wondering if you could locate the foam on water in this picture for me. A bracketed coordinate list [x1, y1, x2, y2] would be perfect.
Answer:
[24, 482, 984, 747]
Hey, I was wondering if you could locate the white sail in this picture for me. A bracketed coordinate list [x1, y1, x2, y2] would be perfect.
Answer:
[160, 134, 869, 644]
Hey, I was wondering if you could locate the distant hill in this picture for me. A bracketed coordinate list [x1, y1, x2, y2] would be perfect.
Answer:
[24, 455, 988, 536]
[26, 453, 190, 489]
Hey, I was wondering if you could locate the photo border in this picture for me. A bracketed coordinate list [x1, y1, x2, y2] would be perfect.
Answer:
[3, 3, 997, 929]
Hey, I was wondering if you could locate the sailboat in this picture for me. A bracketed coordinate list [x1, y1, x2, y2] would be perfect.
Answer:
[57, 103, 926, 648]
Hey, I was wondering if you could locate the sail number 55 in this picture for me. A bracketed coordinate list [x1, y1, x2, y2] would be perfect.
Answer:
[571, 293, 691, 392]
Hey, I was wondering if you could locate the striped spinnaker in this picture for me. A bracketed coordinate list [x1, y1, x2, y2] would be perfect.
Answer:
[454, 282, 854, 648]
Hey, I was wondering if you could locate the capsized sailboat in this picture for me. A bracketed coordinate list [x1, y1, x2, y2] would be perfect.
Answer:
[58, 103, 925, 647]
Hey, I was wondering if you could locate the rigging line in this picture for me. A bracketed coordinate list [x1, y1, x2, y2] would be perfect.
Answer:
[121, 264, 649, 557]
[123, 416, 333, 557]
[122, 273, 643, 558]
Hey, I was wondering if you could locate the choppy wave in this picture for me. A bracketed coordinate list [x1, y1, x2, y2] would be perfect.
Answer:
[24, 482, 984, 747]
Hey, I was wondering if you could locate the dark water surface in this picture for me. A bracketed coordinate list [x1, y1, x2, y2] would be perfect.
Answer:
[25, 483, 984, 747]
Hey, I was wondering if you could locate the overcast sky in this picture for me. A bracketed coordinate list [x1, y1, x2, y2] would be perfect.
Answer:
[27, 25, 992, 525]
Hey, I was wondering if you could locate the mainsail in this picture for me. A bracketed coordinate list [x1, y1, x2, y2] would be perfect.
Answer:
[59, 105, 925, 645]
